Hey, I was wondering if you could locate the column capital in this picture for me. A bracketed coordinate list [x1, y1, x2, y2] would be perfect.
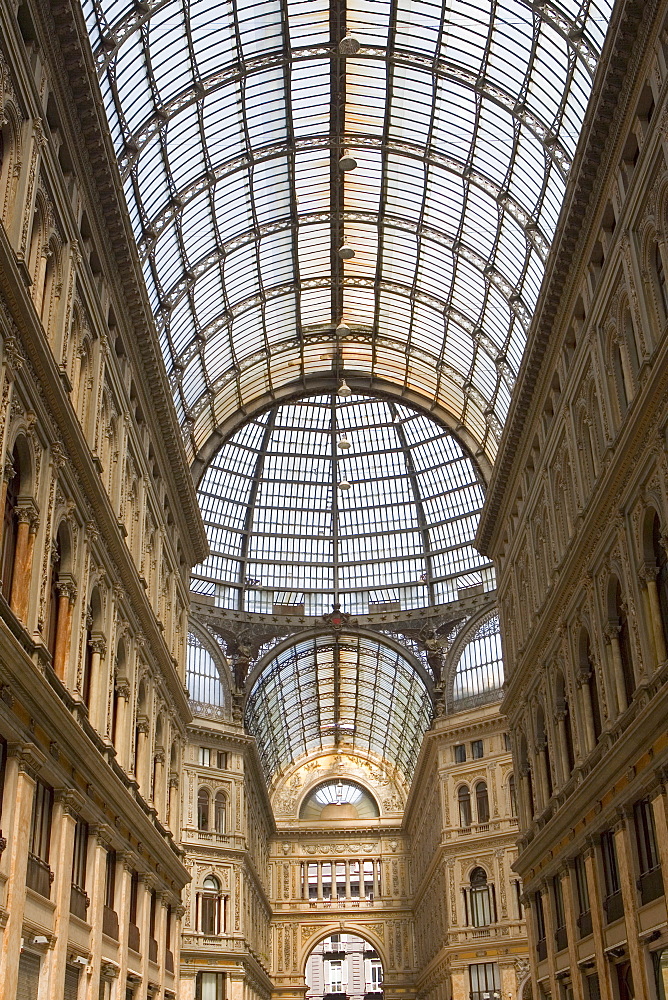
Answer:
[136, 716, 150, 735]
[90, 631, 107, 657]
[638, 562, 658, 585]
[54, 787, 85, 818]
[603, 622, 620, 643]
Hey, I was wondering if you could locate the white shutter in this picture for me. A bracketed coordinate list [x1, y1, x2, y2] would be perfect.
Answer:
[16, 953, 40, 1000]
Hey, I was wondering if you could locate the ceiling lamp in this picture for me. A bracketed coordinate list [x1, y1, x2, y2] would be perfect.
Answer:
[338, 479, 351, 490]
[337, 380, 352, 397]
[338, 244, 355, 260]
[336, 321, 351, 337]
[339, 35, 361, 55]
[339, 152, 357, 171]
[338, 438, 351, 450]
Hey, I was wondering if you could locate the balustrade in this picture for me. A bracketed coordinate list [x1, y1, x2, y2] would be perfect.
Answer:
[299, 858, 382, 902]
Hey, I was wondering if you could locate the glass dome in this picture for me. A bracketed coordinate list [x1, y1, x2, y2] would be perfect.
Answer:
[451, 613, 504, 709]
[245, 632, 432, 783]
[191, 394, 494, 615]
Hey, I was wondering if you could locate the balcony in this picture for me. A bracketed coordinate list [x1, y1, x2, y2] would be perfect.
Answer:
[604, 890, 623, 923]
[166, 950, 174, 973]
[536, 938, 547, 961]
[149, 937, 158, 963]
[26, 854, 52, 898]
[128, 921, 141, 954]
[102, 906, 119, 940]
[577, 910, 593, 938]
[70, 884, 89, 921]
[638, 866, 664, 905]
[554, 925, 568, 952]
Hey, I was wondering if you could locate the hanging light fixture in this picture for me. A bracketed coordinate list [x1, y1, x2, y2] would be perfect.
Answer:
[339, 35, 361, 55]
[338, 244, 355, 260]
[336, 321, 351, 337]
[337, 380, 352, 397]
[338, 437, 351, 450]
[339, 151, 357, 171]
[338, 479, 351, 490]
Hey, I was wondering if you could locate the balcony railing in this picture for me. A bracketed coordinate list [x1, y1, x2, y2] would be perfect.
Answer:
[604, 889, 623, 923]
[102, 906, 119, 940]
[149, 938, 158, 963]
[555, 925, 568, 952]
[26, 853, 52, 898]
[536, 938, 547, 961]
[577, 910, 593, 938]
[70, 884, 89, 921]
[128, 921, 141, 953]
[166, 949, 174, 973]
[638, 866, 664, 905]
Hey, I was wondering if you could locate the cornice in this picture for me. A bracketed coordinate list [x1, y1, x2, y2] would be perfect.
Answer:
[477, 0, 658, 554]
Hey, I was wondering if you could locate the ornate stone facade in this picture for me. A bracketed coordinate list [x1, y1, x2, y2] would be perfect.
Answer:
[0, 0, 206, 996]
[479, 2, 668, 998]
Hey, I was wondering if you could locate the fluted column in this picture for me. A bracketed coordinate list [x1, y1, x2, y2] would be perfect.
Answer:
[639, 564, 667, 665]
[317, 862, 323, 900]
[604, 623, 628, 714]
[10, 502, 38, 622]
[535, 739, 550, 809]
[518, 765, 533, 829]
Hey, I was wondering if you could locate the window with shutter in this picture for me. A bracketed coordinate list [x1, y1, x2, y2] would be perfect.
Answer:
[16, 953, 40, 1000]
[63, 965, 80, 1000]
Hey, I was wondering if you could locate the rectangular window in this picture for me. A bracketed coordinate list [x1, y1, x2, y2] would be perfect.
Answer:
[634, 798, 660, 875]
[468, 962, 500, 999]
[29, 780, 53, 862]
[105, 850, 116, 909]
[553, 875, 567, 951]
[601, 830, 623, 923]
[601, 831, 620, 895]
[328, 960, 343, 992]
[196, 972, 225, 1000]
[71, 819, 88, 889]
[535, 890, 547, 960]
[454, 744, 466, 763]
[504, 732, 512, 752]
[217, 751, 227, 770]
[199, 747, 211, 767]
[471, 740, 483, 759]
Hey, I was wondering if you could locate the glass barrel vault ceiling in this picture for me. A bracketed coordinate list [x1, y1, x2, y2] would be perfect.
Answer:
[191, 394, 495, 615]
[82, 0, 614, 465]
[245, 632, 433, 783]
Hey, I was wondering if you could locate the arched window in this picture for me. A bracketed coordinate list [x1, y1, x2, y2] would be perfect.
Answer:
[199, 875, 222, 935]
[475, 781, 489, 824]
[1, 445, 20, 597]
[214, 792, 226, 834]
[652, 513, 668, 652]
[458, 785, 472, 828]
[197, 788, 210, 831]
[508, 775, 517, 818]
[579, 629, 602, 745]
[615, 580, 636, 705]
[466, 867, 495, 927]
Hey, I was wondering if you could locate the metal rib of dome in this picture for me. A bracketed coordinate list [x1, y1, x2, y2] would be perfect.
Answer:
[81, 0, 614, 465]
[245, 632, 432, 783]
[190, 394, 494, 615]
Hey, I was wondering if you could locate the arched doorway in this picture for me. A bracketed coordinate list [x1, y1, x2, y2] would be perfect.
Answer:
[306, 934, 383, 1000]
